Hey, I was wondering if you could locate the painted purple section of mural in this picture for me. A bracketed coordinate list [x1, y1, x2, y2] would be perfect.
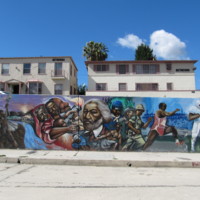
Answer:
[0, 94, 200, 152]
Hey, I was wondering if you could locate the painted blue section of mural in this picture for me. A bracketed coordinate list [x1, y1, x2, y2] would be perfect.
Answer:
[0, 94, 200, 152]
[22, 122, 48, 150]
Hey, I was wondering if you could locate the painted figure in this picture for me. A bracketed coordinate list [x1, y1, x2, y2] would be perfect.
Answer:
[104, 100, 124, 130]
[45, 99, 61, 120]
[122, 104, 152, 151]
[0, 95, 25, 148]
[47, 97, 71, 115]
[124, 107, 135, 120]
[73, 99, 112, 150]
[0, 110, 20, 148]
[94, 122, 122, 150]
[111, 101, 123, 121]
[143, 102, 182, 150]
[46, 98, 83, 130]
[188, 100, 200, 152]
[31, 103, 76, 144]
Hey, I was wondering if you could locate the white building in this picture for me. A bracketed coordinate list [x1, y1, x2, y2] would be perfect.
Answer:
[85, 60, 200, 98]
[0, 56, 78, 95]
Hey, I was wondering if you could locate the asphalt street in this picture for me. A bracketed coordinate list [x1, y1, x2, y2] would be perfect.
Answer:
[0, 163, 200, 200]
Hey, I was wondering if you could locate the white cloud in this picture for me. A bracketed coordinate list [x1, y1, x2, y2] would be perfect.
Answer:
[150, 30, 188, 60]
[117, 34, 144, 49]
[117, 30, 189, 60]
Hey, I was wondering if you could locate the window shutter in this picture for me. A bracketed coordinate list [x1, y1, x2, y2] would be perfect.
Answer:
[166, 63, 172, 70]
[119, 83, 127, 91]
[94, 65, 97, 71]
[116, 65, 119, 73]
[104, 83, 107, 91]
[106, 65, 109, 71]
[156, 65, 160, 73]
[126, 65, 129, 73]
[132, 65, 136, 73]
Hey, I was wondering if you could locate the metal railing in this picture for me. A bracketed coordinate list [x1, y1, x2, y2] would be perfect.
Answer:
[51, 70, 66, 78]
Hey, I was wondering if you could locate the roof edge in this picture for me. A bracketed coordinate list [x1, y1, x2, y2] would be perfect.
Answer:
[0, 56, 78, 71]
[85, 60, 198, 66]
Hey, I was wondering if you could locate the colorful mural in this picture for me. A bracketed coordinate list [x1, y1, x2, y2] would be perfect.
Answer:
[0, 94, 200, 152]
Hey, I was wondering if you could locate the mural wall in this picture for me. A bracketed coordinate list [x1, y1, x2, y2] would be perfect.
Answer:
[0, 94, 200, 152]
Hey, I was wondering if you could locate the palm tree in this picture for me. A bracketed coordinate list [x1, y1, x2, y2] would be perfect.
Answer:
[83, 41, 108, 61]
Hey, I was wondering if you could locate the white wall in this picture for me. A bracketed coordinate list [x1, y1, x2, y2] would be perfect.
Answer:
[87, 62, 196, 91]
[86, 90, 200, 98]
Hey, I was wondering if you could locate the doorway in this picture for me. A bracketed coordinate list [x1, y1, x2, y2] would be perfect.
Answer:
[12, 85, 19, 94]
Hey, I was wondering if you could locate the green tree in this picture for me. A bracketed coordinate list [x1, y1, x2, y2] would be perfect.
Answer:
[135, 44, 156, 60]
[83, 41, 108, 61]
[78, 84, 87, 95]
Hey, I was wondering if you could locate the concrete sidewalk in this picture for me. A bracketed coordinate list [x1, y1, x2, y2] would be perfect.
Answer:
[0, 149, 200, 168]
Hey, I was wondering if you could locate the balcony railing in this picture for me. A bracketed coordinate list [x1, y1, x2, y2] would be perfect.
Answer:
[51, 70, 66, 79]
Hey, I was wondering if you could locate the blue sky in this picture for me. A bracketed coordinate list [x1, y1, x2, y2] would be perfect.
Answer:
[0, 0, 200, 89]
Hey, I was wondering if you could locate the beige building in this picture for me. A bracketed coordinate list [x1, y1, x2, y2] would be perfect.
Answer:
[85, 60, 200, 98]
[0, 56, 78, 95]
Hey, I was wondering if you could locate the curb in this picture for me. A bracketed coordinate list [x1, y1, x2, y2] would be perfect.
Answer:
[1, 156, 200, 168]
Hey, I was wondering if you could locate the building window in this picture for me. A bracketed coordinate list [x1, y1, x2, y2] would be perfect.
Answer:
[134, 64, 159, 74]
[136, 83, 158, 91]
[167, 83, 173, 90]
[116, 64, 129, 74]
[2, 64, 9, 75]
[29, 82, 42, 94]
[166, 63, 172, 70]
[38, 63, 46, 74]
[0, 83, 5, 91]
[55, 63, 62, 76]
[23, 63, 31, 74]
[119, 83, 127, 91]
[176, 69, 190, 72]
[55, 84, 63, 95]
[96, 83, 106, 91]
[70, 65, 72, 76]
[94, 65, 109, 72]
[38, 83, 42, 94]
[70, 86, 73, 95]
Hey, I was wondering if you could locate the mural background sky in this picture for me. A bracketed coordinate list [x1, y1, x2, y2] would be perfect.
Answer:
[0, 0, 200, 89]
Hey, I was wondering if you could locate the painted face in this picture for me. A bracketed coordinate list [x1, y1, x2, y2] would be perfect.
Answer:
[60, 102, 70, 113]
[46, 102, 59, 116]
[36, 107, 49, 121]
[127, 110, 134, 118]
[111, 108, 121, 117]
[162, 104, 167, 111]
[58, 119, 67, 127]
[83, 102, 103, 131]
[136, 109, 144, 116]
